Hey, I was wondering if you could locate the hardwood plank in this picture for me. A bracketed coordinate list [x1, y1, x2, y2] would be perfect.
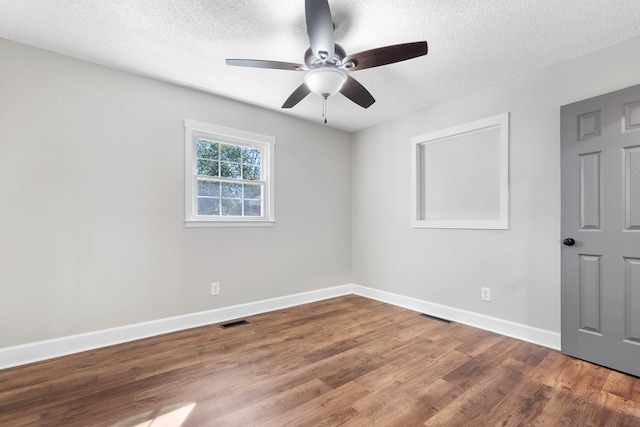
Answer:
[476, 380, 554, 426]
[603, 369, 640, 403]
[204, 379, 333, 426]
[0, 295, 639, 426]
[442, 337, 521, 391]
[424, 364, 525, 426]
[345, 392, 434, 426]
[258, 381, 369, 427]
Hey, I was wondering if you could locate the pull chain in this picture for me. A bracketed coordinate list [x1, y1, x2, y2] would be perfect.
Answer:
[323, 97, 327, 124]
[322, 95, 328, 124]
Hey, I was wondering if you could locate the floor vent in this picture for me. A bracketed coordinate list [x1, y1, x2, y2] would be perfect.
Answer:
[420, 313, 452, 324]
[220, 320, 249, 329]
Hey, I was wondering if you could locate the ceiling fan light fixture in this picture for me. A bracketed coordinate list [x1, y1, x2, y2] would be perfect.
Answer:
[304, 67, 347, 98]
[226, 0, 428, 111]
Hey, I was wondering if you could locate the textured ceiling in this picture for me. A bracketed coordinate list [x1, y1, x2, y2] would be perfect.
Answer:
[1, 0, 640, 132]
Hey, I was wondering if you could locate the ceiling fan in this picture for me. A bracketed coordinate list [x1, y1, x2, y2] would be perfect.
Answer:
[226, 0, 428, 117]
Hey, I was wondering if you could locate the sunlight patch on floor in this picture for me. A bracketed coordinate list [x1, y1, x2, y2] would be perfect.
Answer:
[127, 403, 196, 427]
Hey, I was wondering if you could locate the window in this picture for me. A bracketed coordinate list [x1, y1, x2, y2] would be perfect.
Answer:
[185, 119, 275, 227]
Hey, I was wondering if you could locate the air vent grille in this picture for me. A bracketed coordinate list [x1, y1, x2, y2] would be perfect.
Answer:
[220, 320, 249, 329]
[420, 313, 452, 324]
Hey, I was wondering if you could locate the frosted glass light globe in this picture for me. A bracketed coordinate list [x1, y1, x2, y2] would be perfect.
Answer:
[304, 67, 348, 98]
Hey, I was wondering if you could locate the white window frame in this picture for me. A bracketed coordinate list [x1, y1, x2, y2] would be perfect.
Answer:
[184, 119, 275, 227]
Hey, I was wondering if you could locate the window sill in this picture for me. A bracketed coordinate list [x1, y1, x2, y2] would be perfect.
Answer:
[185, 220, 275, 228]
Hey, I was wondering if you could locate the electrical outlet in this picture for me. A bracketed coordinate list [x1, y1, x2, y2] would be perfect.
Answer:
[481, 287, 491, 302]
[211, 282, 220, 296]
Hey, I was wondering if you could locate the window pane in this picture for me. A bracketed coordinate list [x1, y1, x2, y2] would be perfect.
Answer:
[222, 182, 242, 198]
[242, 147, 261, 166]
[220, 144, 242, 163]
[242, 165, 261, 181]
[197, 197, 220, 215]
[197, 159, 218, 176]
[197, 140, 218, 160]
[220, 162, 241, 179]
[244, 184, 262, 199]
[244, 200, 262, 216]
[197, 180, 220, 197]
[221, 199, 242, 216]
[186, 120, 274, 224]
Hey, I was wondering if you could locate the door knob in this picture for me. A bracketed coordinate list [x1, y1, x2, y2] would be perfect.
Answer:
[562, 238, 575, 246]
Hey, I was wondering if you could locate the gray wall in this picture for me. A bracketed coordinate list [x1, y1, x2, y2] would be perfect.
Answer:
[3, 34, 640, 350]
[0, 39, 352, 347]
[351, 37, 640, 333]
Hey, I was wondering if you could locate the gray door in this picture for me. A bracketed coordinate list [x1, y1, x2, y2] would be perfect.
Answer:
[561, 83, 640, 377]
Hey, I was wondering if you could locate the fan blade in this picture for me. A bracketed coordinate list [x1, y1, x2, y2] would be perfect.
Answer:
[344, 41, 428, 71]
[340, 75, 375, 108]
[282, 83, 312, 108]
[305, 0, 335, 60]
[226, 59, 307, 71]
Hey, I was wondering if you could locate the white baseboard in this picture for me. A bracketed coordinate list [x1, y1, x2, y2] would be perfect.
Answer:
[0, 283, 560, 370]
[0, 285, 353, 370]
[351, 285, 561, 350]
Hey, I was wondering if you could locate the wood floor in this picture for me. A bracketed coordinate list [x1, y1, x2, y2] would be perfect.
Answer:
[1, 295, 639, 426]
